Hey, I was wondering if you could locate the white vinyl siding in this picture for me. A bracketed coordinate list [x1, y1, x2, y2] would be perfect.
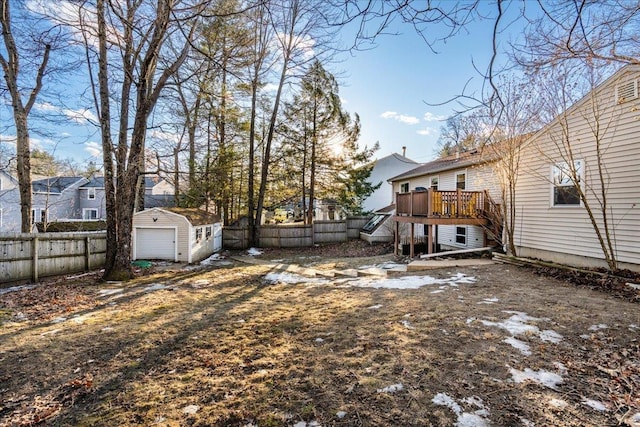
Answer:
[515, 67, 640, 269]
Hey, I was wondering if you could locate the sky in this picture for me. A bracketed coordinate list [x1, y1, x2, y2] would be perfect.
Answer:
[0, 2, 512, 169]
[336, 16, 497, 163]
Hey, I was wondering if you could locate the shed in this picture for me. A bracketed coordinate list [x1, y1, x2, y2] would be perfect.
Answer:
[132, 207, 222, 263]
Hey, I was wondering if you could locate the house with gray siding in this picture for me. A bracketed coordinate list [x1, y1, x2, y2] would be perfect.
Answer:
[31, 176, 88, 228]
[514, 64, 640, 272]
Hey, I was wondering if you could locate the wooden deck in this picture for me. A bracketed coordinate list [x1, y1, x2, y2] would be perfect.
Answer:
[394, 189, 489, 225]
[393, 189, 496, 257]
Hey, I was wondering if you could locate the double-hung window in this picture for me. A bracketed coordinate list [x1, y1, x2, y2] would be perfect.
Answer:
[552, 160, 583, 206]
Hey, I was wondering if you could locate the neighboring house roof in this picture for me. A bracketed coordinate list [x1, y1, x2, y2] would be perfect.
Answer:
[80, 176, 105, 188]
[164, 207, 221, 226]
[375, 204, 396, 214]
[80, 175, 168, 190]
[377, 152, 420, 166]
[32, 176, 86, 194]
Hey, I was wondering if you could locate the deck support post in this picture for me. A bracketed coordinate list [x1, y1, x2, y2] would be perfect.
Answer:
[394, 220, 399, 256]
[410, 223, 415, 258]
[427, 224, 433, 255]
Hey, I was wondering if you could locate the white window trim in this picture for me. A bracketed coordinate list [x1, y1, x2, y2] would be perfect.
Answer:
[0, 208, 3, 228]
[455, 170, 467, 190]
[83, 208, 99, 220]
[430, 176, 439, 190]
[550, 159, 584, 208]
[87, 188, 96, 200]
[0, 177, 3, 191]
[455, 226, 467, 246]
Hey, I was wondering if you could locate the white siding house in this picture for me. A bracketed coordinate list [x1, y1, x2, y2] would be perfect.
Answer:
[514, 65, 640, 271]
[362, 153, 420, 213]
[133, 207, 222, 263]
[389, 149, 502, 254]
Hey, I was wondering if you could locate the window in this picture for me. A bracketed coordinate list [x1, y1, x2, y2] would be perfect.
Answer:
[430, 176, 439, 190]
[455, 226, 467, 245]
[31, 208, 47, 224]
[616, 79, 638, 104]
[195, 227, 203, 241]
[88, 188, 96, 200]
[456, 172, 466, 190]
[205, 226, 212, 239]
[83, 208, 98, 220]
[552, 160, 583, 206]
[400, 182, 409, 193]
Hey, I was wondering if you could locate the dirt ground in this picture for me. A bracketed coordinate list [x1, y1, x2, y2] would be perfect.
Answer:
[0, 242, 639, 426]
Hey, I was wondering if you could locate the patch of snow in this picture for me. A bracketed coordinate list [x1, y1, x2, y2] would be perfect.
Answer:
[97, 288, 123, 297]
[377, 383, 403, 393]
[144, 283, 167, 292]
[431, 289, 445, 294]
[41, 329, 61, 336]
[247, 247, 263, 256]
[432, 393, 461, 415]
[519, 416, 535, 426]
[629, 324, 638, 331]
[367, 304, 383, 310]
[314, 338, 324, 343]
[456, 413, 488, 427]
[336, 411, 347, 419]
[293, 422, 320, 427]
[345, 273, 475, 290]
[101, 327, 114, 332]
[400, 320, 414, 329]
[182, 405, 200, 414]
[588, 324, 608, 331]
[432, 393, 490, 427]
[582, 398, 608, 412]
[263, 272, 329, 285]
[52, 317, 67, 324]
[549, 398, 568, 409]
[481, 315, 539, 336]
[580, 334, 591, 339]
[0, 284, 37, 295]
[478, 297, 499, 304]
[504, 337, 531, 356]
[66, 272, 95, 279]
[631, 413, 640, 423]
[539, 330, 563, 343]
[510, 368, 563, 390]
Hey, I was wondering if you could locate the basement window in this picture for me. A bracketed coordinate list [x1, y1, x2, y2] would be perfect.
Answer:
[616, 79, 638, 104]
[455, 226, 467, 245]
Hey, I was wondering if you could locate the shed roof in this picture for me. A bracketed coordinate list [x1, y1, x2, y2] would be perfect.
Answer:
[163, 207, 221, 226]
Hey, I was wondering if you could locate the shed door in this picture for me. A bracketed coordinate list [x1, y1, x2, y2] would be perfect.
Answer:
[135, 227, 176, 260]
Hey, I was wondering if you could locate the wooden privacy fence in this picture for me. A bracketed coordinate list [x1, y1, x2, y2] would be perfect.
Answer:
[222, 217, 372, 249]
[0, 232, 107, 284]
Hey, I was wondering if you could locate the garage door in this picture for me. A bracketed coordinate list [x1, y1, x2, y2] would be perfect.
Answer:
[135, 227, 176, 260]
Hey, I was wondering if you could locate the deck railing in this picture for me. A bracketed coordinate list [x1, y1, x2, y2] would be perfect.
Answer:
[396, 189, 487, 218]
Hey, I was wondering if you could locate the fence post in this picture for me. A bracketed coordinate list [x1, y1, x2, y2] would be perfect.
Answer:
[32, 236, 39, 283]
[85, 236, 91, 271]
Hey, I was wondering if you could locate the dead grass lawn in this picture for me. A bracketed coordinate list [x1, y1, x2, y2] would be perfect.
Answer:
[0, 254, 639, 426]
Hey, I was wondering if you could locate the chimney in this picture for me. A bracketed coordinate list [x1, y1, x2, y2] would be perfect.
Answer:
[402, 146, 406, 157]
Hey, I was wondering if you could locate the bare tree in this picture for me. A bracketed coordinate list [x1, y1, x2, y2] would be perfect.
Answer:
[0, 0, 54, 232]
[78, 0, 204, 280]
[525, 63, 621, 270]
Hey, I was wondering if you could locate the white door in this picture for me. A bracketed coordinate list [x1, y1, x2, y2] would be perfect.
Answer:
[135, 227, 176, 260]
